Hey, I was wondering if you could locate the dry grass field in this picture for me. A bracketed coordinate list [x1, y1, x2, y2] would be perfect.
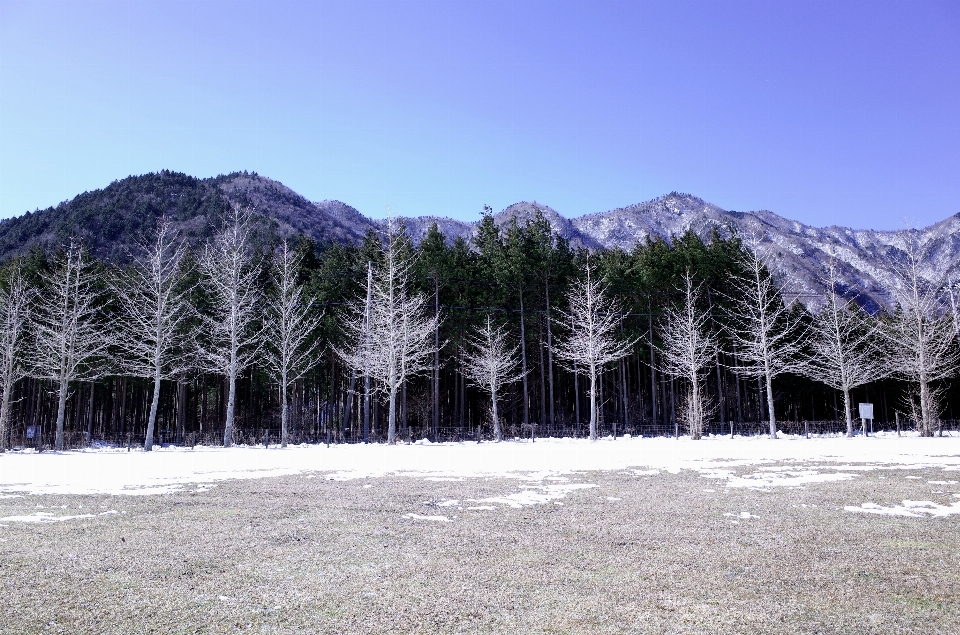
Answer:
[1, 461, 958, 634]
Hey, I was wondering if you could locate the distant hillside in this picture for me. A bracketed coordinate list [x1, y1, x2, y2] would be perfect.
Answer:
[2, 171, 958, 308]
[0, 171, 376, 262]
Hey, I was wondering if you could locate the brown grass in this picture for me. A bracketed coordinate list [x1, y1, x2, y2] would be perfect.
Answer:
[0, 464, 958, 634]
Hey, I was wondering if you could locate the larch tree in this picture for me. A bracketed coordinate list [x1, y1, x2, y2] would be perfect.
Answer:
[882, 242, 959, 436]
[554, 260, 636, 441]
[657, 271, 716, 440]
[0, 265, 32, 451]
[197, 206, 263, 447]
[461, 315, 525, 442]
[725, 241, 806, 439]
[111, 219, 193, 451]
[800, 267, 885, 437]
[337, 220, 438, 444]
[262, 240, 323, 447]
[30, 242, 112, 451]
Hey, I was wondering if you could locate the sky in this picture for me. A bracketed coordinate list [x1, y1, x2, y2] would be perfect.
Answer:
[1, 0, 958, 229]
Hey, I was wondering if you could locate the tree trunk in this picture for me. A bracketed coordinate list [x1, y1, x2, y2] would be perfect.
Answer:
[224, 366, 237, 447]
[86, 381, 95, 444]
[519, 290, 529, 438]
[573, 365, 580, 438]
[537, 332, 546, 442]
[843, 387, 854, 437]
[0, 381, 12, 451]
[765, 372, 777, 439]
[619, 358, 629, 437]
[144, 368, 162, 451]
[648, 306, 658, 427]
[588, 365, 598, 441]
[715, 351, 725, 426]
[281, 370, 289, 448]
[671, 377, 677, 439]
[342, 369, 356, 441]
[433, 278, 439, 441]
[54, 378, 68, 451]
[545, 281, 555, 432]
[919, 378, 933, 437]
[387, 382, 398, 444]
[363, 261, 373, 443]
[690, 376, 701, 440]
[175, 380, 186, 444]
[492, 385, 502, 442]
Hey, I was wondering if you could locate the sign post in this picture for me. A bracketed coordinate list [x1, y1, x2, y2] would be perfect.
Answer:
[858, 403, 874, 437]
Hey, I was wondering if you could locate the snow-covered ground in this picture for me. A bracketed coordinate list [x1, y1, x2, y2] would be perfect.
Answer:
[0, 432, 958, 498]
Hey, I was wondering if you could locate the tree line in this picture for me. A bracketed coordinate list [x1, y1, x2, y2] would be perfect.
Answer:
[0, 205, 958, 452]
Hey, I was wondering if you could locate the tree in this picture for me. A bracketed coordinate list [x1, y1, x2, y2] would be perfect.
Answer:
[262, 240, 323, 447]
[882, 243, 959, 436]
[554, 260, 636, 441]
[657, 271, 716, 440]
[197, 206, 262, 447]
[461, 315, 525, 442]
[0, 265, 32, 451]
[724, 242, 806, 439]
[800, 267, 885, 437]
[336, 220, 438, 444]
[111, 219, 193, 451]
[30, 241, 112, 451]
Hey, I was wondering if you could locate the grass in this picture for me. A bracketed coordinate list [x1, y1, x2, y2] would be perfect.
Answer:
[0, 463, 958, 634]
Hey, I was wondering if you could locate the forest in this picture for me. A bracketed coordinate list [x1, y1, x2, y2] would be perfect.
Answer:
[0, 205, 958, 452]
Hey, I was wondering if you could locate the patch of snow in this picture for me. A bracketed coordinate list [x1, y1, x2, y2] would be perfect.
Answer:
[928, 480, 958, 485]
[606, 497, 622, 501]
[726, 470, 856, 489]
[0, 510, 118, 523]
[436, 500, 460, 507]
[403, 513, 452, 523]
[472, 483, 597, 508]
[466, 506, 497, 511]
[724, 512, 759, 519]
[0, 434, 957, 496]
[845, 500, 960, 518]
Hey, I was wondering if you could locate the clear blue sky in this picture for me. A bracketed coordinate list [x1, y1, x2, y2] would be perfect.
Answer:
[1, 0, 958, 229]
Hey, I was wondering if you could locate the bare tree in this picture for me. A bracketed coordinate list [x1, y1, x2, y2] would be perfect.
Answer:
[111, 220, 193, 451]
[461, 315, 525, 442]
[336, 221, 438, 444]
[725, 242, 806, 439]
[262, 241, 323, 447]
[554, 260, 636, 441]
[657, 271, 716, 440]
[800, 267, 885, 437]
[30, 242, 112, 451]
[197, 206, 263, 447]
[882, 242, 959, 436]
[0, 266, 32, 450]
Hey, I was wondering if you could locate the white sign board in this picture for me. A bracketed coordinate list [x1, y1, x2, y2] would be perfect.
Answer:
[858, 403, 874, 419]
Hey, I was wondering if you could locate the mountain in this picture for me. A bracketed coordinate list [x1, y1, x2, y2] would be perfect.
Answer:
[400, 194, 960, 310]
[0, 171, 377, 263]
[2, 171, 958, 308]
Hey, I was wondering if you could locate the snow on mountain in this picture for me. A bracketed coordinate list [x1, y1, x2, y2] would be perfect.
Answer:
[398, 192, 960, 310]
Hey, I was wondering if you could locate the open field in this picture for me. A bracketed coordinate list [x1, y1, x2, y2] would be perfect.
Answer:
[1, 436, 959, 634]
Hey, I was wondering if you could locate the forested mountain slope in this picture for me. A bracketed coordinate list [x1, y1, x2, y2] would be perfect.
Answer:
[0, 171, 376, 262]
[2, 171, 958, 307]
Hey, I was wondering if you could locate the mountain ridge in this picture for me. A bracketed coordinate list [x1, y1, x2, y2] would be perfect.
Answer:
[1, 170, 958, 308]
